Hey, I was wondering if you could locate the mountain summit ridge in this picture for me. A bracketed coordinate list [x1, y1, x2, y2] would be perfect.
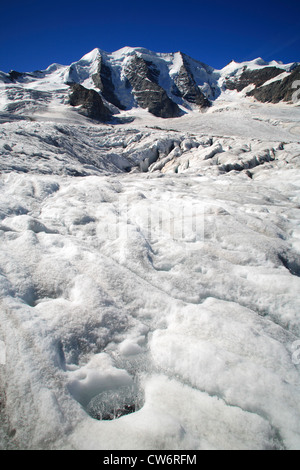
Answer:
[0, 47, 299, 121]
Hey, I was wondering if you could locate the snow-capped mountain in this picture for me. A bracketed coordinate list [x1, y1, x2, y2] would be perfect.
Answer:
[0, 47, 300, 451]
[0, 47, 299, 121]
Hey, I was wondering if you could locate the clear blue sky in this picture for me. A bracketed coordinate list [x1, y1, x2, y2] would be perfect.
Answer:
[0, 0, 299, 72]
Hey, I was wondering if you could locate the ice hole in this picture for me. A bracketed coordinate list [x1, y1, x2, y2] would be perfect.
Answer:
[86, 382, 143, 421]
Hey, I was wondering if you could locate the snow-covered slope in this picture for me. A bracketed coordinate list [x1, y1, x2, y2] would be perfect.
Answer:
[0, 48, 300, 451]
[1, 47, 299, 121]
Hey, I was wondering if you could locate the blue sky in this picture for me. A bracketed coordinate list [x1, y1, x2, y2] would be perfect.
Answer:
[0, 0, 299, 72]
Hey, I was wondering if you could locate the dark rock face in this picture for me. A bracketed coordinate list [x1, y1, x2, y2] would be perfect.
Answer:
[68, 83, 111, 121]
[247, 65, 300, 103]
[9, 70, 25, 82]
[172, 53, 211, 108]
[124, 54, 182, 118]
[226, 67, 284, 92]
[0, 71, 14, 84]
[92, 56, 126, 110]
[7, 70, 45, 83]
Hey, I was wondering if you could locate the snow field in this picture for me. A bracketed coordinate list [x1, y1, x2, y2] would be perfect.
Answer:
[1, 46, 300, 450]
[0, 154, 299, 449]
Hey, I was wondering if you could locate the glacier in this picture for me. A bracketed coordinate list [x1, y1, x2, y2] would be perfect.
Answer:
[0, 47, 300, 450]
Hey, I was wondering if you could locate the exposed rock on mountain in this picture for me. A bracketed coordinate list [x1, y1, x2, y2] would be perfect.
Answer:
[247, 65, 300, 103]
[225, 66, 284, 92]
[124, 54, 182, 118]
[6, 70, 43, 83]
[91, 56, 125, 110]
[172, 52, 211, 108]
[0, 47, 299, 121]
[8, 70, 25, 82]
[68, 83, 111, 121]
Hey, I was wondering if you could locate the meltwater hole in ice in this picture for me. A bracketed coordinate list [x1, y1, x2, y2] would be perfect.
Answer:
[86, 383, 143, 421]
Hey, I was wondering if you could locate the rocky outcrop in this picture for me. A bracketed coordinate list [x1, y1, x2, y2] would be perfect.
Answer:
[124, 54, 182, 118]
[2, 48, 299, 122]
[92, 56, 125, 110]
[172, 53, 211, 108]
[247, 65, 300, 103]
[9, 70, 25, 81]
[0, 71, 13, 84]
[1, 70, 44, 84]
[226, 67, 284, 92]
[68, 83, 111, 121]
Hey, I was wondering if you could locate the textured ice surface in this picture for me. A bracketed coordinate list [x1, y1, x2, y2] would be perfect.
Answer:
[0, 92, 300, 450]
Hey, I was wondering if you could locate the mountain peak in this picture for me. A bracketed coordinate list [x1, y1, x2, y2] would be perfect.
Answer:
[0, 47, 299, 121]
[78, 48, 102, 63]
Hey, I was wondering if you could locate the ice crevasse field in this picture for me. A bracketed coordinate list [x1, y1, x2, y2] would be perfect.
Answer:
[0, 49, 300, 450]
